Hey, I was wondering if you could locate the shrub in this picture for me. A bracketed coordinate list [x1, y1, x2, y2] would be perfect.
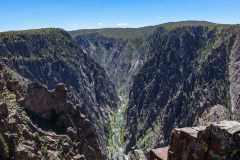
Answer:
[0, 134, 9, 160]
[40, 144, 48, 158]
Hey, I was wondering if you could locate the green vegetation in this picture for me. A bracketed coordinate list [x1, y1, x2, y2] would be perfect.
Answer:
[69, 21, 234, 40]
[230, 149, 237, 158]
[138, 127, 154, 148]
[33, 132, 41, 146]
[196, 35, 223, 68]
[5, 93, 16, 107]
[108, 94, 128, 155]
[57, 137, 63, 146]
[0, 28, 65, 38]
[69, 25, 158, 40]
[108, 111, 117, 149]
[119, 119, 124, 144]
[40, 142, 48, 158]
[202, 143, 209, 153]
[0, 134, 9, 160]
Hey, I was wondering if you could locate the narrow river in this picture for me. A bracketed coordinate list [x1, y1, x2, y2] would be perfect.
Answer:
[112, 96, 128, 160]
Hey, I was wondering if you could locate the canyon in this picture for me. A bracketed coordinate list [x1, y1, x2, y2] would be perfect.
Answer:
[1, 21, 240, 159]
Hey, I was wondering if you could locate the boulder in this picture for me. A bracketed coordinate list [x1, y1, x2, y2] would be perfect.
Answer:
[67, 127, 78, 141]
[6, 80, 21, 93]
[20, 82, 70, 120]
[73, 154, 86, 160]
[82, 144, 96, 160]
[168, 126, 206, 160]
[205, 121, 240, 159]
[54, 83, 68, 100]
[0, 63, 3, 70]
[168, 121, 240, 160]
[129, 149, 147, 160]
[0, 102, 8, 118]
[0, 80, 5, 92]
[196, 104, 231, 126]
[15, 146, 38, 160]
[149, 147, 168, 160]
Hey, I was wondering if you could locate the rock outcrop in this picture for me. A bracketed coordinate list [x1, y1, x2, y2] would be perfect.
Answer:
[168, 121, 240, 160]
[21, 82, 70, 121]
[21, 82, 105, 159]
[149, 147, 168, 160]
[0, 62, 105, 159]
[195, 104, 231, 126]
[128, 149, 147, 160]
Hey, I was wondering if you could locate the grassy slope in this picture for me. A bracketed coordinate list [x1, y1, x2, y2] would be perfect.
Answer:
[68, 21, 226, 39]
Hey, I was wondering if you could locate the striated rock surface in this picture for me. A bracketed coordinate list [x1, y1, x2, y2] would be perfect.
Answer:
[125, 23, 240, 152]
[70, 27, 157, 95]
[229, 34, 240, 120]
[195, 104, 231, 126]
[0, 28, 118, 157]
[168, 121, 240, 160]
[2, 21, 240, 159]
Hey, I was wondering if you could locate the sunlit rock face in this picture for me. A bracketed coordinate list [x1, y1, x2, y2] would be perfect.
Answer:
[0, 29, 118, 159]
[168, 121, 240, 160]
[124, 24, 240, 153]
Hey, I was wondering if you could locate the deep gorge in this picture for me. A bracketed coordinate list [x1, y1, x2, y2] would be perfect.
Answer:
[71, 21, 240, 158]
[1, 21, 240, 160]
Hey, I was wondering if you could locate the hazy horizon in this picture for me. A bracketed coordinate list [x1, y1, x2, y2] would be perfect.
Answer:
[1, 0, 240, 32]
[1, 20, 239, 33]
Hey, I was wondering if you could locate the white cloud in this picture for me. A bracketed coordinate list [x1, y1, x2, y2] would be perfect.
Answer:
[159, 16, 163, 19]
[98, 22, 103, 25]
[117, 22, 128, 28]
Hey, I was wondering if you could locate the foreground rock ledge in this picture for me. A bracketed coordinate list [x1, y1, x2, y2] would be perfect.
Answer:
[168, 121, 240, 160]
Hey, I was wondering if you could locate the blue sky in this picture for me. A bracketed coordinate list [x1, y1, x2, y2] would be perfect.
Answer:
[1, 0, 240, 32]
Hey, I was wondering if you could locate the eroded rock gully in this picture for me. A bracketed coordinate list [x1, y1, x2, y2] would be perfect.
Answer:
[71, 23, 240, 157]
[124, 25, 240, 154]
[1, 22, 240, 160]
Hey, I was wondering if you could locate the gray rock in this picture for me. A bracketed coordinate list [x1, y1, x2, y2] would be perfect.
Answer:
[129, 150, 147, 160]
[168, 121, 240, 160]
[195, 104, 231, 126]
[73, 154, 86, 160]
[0, 102, 8, 118]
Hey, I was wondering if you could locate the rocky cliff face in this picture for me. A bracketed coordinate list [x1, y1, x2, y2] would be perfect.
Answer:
[168, 120, 240, 160]
[124, 24, 240, 152]
[0, 29, 118, 159]
[128, 121, 240, 160]
[70, 22, 240, 155]
[0, 62, 105, 159]
[21, 82, 105, 159]
[70, 27, 157, 94]
[1, 22, 240, 159]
